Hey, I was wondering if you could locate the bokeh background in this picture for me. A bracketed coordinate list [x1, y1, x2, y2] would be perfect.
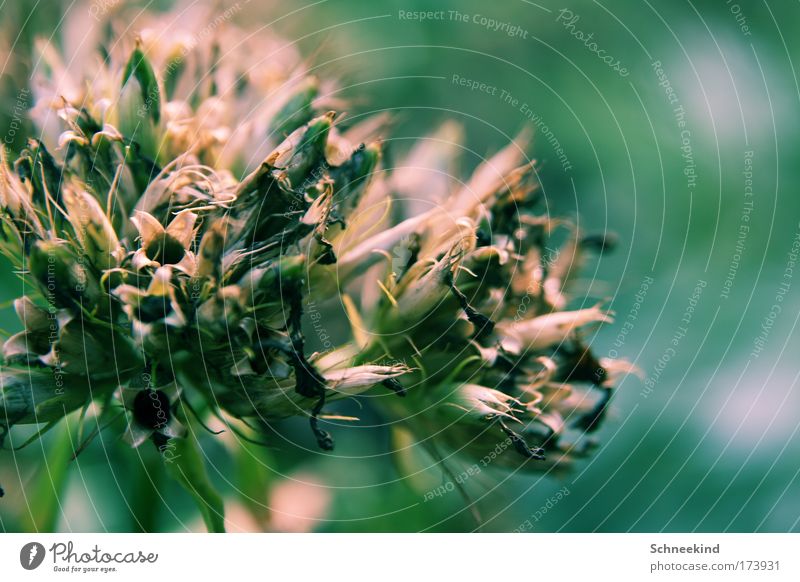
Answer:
[1, 0, 799, 532]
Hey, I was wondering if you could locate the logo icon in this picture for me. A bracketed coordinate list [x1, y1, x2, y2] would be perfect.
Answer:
[20, 542, 46, 570]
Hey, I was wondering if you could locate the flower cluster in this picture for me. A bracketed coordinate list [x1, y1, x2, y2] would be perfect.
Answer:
[0, 4, 632, 527]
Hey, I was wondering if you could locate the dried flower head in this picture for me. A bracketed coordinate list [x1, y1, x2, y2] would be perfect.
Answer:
[0, 4, 632, 530]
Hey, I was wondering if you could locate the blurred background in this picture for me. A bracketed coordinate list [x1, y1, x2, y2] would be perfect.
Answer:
[1, 0, 799, 532]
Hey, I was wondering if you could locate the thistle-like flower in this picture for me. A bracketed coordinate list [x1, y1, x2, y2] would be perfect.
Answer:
[0, 4, 632, 530]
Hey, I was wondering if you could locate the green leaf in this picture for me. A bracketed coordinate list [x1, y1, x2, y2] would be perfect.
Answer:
[128, 451, 165, 532]
[119, 46, 162, 161]
[20, 422, 74, 531]
[0, 367, 94, 427]
[162, 52, 186, 101]
[235, 439, 275, 524]
[122, 45, 161, 124]
[389, 425, 440, 496]
[164, 423, 226, 532]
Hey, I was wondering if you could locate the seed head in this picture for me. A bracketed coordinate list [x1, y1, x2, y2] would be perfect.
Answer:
[0, 6, 634, 528]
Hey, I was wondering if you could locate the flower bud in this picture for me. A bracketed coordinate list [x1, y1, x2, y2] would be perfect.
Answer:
[270, 77, 319, 138]
[329, 142, 380, 218]
[237, 254, 306, 307]
[118, 43, 161, 159]
[274, 112, 334, 187]
[2, 297, 56, 364]
[28, 240, 100, 308]
[496, 306, 613, 353]
[196, 286, 245, 336]
[63, 186, 123, 268]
